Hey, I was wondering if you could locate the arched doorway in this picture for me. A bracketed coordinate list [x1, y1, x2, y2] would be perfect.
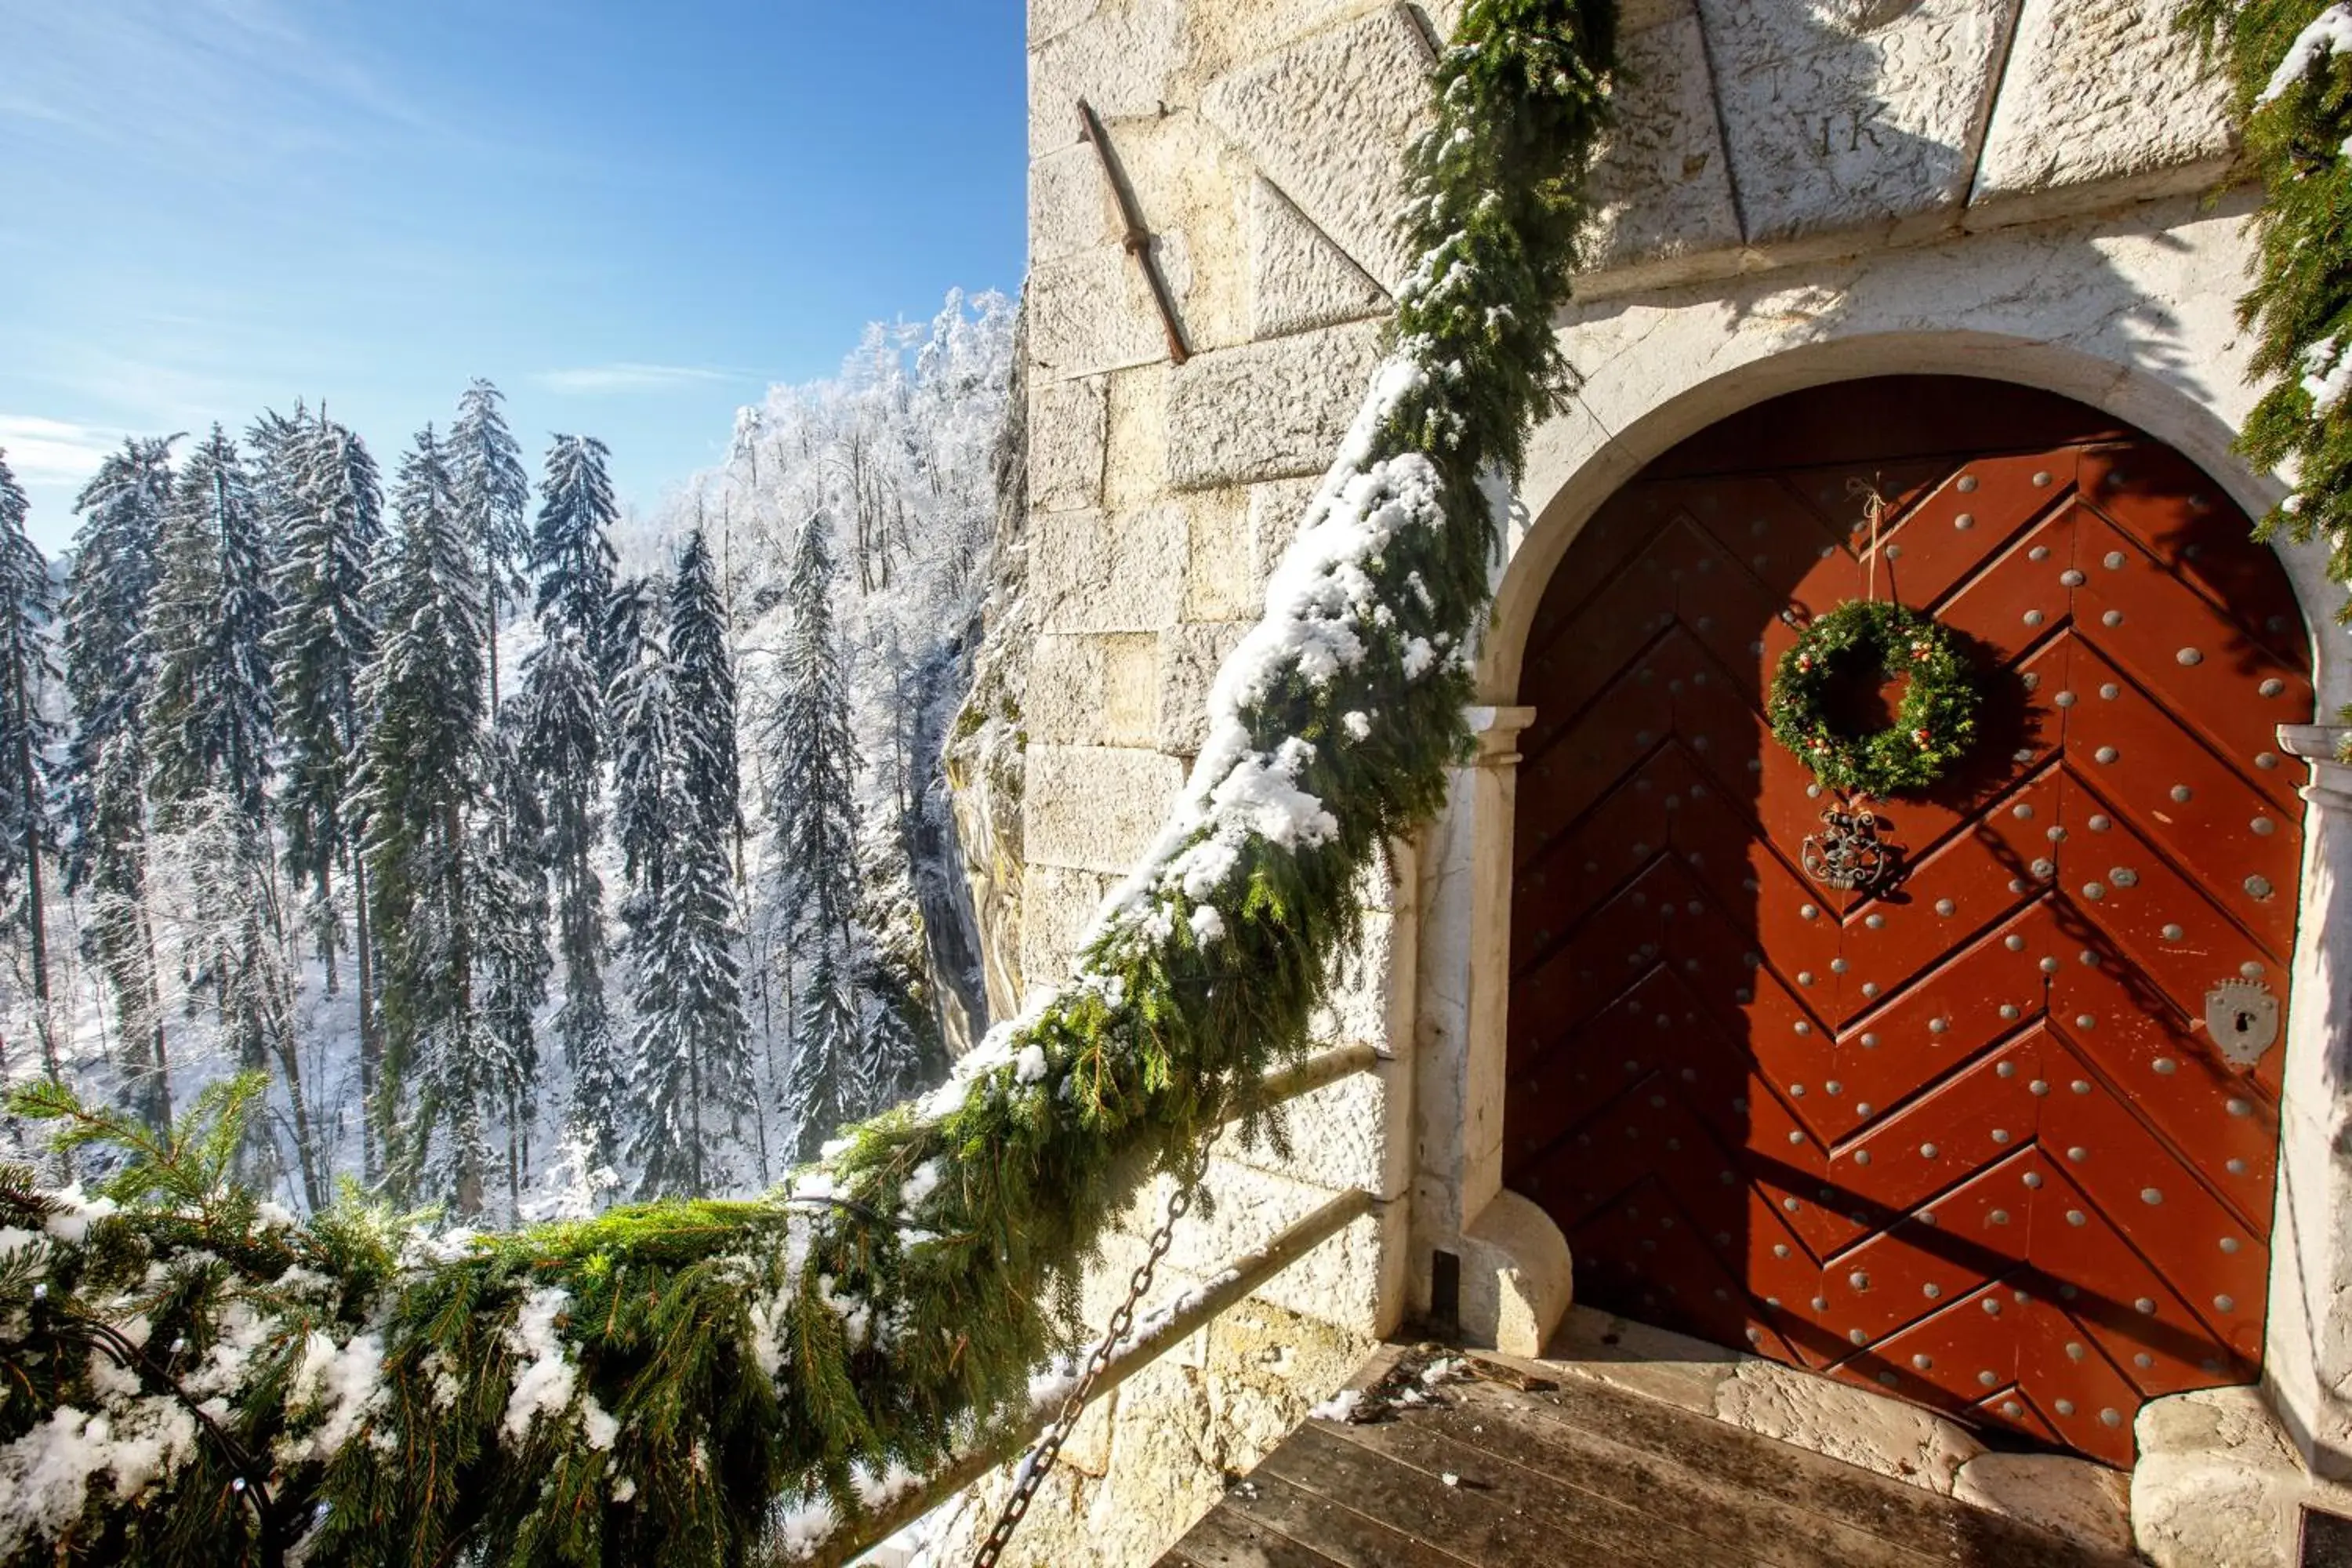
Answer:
[1502, 376, 2310, 1467]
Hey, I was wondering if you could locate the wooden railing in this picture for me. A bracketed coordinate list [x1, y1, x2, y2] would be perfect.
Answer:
[796, 1042, 1389, 1566]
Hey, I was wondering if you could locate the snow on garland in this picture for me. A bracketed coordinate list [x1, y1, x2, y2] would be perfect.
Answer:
[0, 4, 1618, 1564]
[2188, 0, 2352, 647]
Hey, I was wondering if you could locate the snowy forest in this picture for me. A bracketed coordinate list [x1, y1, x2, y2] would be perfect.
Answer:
[0, 288, 1016, 1223]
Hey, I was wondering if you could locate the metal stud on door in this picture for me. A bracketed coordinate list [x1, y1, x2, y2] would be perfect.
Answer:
[1506, 380, 2307, 1468]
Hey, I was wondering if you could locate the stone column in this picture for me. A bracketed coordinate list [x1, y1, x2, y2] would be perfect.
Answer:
[2263, 724, 2352, 1477]
[1406, 706, 1573, 1352]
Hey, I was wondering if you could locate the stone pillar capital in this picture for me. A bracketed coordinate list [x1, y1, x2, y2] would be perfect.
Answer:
[2278, 725, 2352, 814]
[1465, 705, 1537, 768]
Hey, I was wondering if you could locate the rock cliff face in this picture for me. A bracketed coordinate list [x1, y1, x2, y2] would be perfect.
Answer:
[946, 301, 1034, 1032]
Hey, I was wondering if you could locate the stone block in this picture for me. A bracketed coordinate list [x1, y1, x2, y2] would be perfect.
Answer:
[1970, 0, 2235, 225]
[1714, 1357, 1984, 1494]
[1027, 633, 1110, 746]
[1955, 1453, 2134, 1559]
[1578, 9, 1743, 281]
[1029, 3, 1184, 158]
[1308, 908, 1406, 1049]
[1695, 0, 2015, 245]
[1102, 634, 1160, 747]
[1035, 505, 1188, 634]
[1030, 247, 1174, 382]
[1181, 489, 1256, 622]
[1199, 1304, 1371, 1466]
[1094, 1359, 1223, 1558]
[1103, 365, 1171, 510]
[1027, 632, 1159, 746]
[1155, 619, 1250, 755]
[1030, 0, 1100, 49]
[1247, 475, 1323, 595]
[1198, 5, 1434, 292]
[1247, 177, 1390, 339]
[1031, 143, 1119, 268]
[2132, 1384, 2313, 1568]
[1093, 112, 1256, 358]
[1457, 1189, 1573, 1357]
[1185, 0, 1411, 84]
[1219, 1058, 1408, 1196]
[1025, 744, 1185, 875]
[1033, 374, 1109, 514]
[1058, 1388, 1119, 1477]
[1166, 319, 1385, 489]
[1018, 863, 1116, 998]
[1156, 1161, 1397, 1335]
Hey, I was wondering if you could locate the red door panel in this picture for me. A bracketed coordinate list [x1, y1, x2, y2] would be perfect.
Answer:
[1506, 380, 2309, 1467]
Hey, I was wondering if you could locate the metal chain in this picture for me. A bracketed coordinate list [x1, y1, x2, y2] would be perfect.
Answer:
[971, 1145, 1210, 1568]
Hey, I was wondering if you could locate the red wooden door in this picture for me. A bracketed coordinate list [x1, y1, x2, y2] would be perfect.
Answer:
[1505, 379, 2309, 1467]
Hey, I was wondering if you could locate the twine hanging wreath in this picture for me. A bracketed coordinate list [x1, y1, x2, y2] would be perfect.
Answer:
[1768, 597, 1982, 798]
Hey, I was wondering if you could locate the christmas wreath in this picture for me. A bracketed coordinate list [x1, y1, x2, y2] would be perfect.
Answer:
[1768, 599, 1981, 798]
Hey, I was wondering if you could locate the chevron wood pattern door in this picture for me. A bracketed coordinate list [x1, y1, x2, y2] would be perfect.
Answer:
[1505, 379, 2309, 1468]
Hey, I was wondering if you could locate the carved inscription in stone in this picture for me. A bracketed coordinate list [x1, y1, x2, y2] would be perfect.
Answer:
[1696, 0, 2016, 243]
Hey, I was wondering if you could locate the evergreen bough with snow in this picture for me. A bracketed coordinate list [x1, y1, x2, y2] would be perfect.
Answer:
[0, 3, 1623, 1561]
[2185, 0, 2352, 749]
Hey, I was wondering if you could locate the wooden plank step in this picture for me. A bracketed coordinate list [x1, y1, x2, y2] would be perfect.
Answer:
[1261, 1418, 1689, 1568]
[1170, 1469, 1477, 1568]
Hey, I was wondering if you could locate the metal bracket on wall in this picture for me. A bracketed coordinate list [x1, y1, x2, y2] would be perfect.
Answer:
[1077, 97, 1192, 366]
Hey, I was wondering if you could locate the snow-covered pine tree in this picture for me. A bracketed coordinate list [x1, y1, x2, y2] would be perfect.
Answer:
[242, 405, 307, 571]
[782, 947, 855, 1163]
[769, 511, 867, 1159]
[355, 426, 493, 1212]
[668, 530, 741, 845]
[449, 379, 531, 710]
[608, 573, 675, 955]
[629, 807, 751, 1198]
[268, 416, 382, 993]
[0, 451, 58, 1076]
[147, 426, 276, 826]
[83, 728, 167, 1125]
[532, 434, 621, 676]
[627, 529, 754, 1196]
[518, 623, 619, 1168]
[62, 436, 171, 882]
[473, 706, 553, 1215]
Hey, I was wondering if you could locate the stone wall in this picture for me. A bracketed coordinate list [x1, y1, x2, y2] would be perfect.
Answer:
[953, 0, 2303, 1561]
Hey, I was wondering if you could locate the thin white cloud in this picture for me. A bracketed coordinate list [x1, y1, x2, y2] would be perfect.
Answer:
[533, 364, 746, 396]
[0, 416, 124, 489]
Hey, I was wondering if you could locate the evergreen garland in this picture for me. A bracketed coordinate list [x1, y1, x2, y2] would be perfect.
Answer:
[2187, 0, 2352, 608]
[0, 3, 1618, 1563]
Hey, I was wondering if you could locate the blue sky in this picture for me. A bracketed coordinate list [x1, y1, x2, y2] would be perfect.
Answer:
[0, 0, 1028, 550]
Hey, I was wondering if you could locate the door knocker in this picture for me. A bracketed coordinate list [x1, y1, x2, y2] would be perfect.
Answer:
[1802, 802, 1900, 894]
